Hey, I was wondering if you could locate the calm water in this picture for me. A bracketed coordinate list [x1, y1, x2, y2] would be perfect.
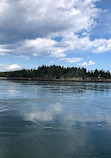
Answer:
[0, 80, 111, 158]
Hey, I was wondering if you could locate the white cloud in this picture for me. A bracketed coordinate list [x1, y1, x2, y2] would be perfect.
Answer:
[7, 64, 21, 70]
[1, 0, 99, 41]
[0, 0, 111, 62]
[0, 64, 21, 71]
[79, 60, 95, 66]
[93, 39, 111, 53]
[59, 57, 83, 63]
[50, 60, 54, 64]
[0, 45, 11, 55]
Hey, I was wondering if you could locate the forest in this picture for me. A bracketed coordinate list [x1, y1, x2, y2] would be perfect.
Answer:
[0, 65, 111, 80]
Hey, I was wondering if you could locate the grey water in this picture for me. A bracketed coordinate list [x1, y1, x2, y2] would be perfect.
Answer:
[0, 80, 111, 158]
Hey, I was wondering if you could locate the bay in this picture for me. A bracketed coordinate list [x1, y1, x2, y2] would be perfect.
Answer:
[0, 80, 111, 158]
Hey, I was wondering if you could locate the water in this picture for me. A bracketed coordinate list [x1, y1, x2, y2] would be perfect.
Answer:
[0, 80, 111, 158]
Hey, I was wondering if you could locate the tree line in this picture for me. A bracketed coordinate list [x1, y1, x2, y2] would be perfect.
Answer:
[0, 65, 111, 79]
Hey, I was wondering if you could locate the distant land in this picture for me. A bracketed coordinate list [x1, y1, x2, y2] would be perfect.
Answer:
[0, 65, 111, 82]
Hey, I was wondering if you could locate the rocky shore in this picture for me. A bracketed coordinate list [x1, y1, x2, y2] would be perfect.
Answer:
[0, 77, 8, 80]
[2, 77, 111, 82]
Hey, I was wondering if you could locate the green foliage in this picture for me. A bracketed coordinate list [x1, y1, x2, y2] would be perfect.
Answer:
[0, 65, 111, 80]
[0, 72, 8, 77]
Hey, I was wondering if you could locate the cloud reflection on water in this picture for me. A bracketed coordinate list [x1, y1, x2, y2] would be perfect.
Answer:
[0, 80, 111, 158]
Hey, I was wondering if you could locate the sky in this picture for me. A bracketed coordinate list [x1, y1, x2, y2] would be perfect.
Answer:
[0, 0, 111, 71]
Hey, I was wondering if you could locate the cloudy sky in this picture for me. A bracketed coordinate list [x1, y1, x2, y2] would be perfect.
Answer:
[0, 0, 111, 71]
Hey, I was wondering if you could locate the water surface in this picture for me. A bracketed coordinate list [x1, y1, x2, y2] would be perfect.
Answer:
[0, 80, 111, 158]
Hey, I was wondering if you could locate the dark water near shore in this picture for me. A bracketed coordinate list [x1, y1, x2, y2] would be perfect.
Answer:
[0, 80, 111, 158]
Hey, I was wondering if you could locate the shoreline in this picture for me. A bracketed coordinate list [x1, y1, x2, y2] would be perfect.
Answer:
[0, 77, 8, 80]
[1, 77, 111, 83]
